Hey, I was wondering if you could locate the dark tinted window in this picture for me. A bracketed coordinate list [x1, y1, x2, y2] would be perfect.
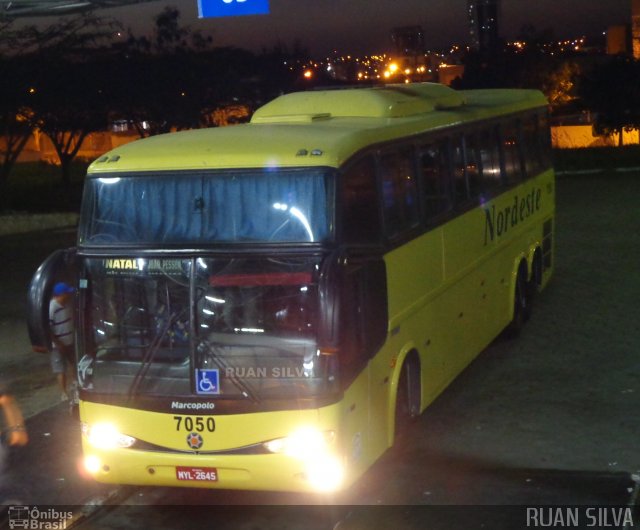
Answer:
[479, 125, 503, 196]
[341, 156, 381, 244]
[380, 147, 420, 238]
[340, 260, 387, 383]
[451, 136, 468, 204]
[522, 113, 543, 177]
[419, 139, 452, 222]
[465, 133, 482, 199]
[501, 120, 524, 185]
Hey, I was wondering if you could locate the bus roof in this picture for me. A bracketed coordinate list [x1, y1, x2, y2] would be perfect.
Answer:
[88, 84, 547, 175]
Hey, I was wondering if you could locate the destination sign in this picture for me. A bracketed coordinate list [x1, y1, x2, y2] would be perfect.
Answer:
[197, 0, 270, 18]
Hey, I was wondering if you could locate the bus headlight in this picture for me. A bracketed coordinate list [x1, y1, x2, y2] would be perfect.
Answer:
[81, 422, 136, 450]
[263, 428, 336, 459]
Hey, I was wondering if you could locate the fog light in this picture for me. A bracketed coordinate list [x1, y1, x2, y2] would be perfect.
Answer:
[305, 454, 344, 492]
[84, 455, 101, 474]
[263, 428, 343, 491]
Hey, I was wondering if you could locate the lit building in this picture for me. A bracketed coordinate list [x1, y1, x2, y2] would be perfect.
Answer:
[633, 0, 640, 58]
[607, 25, 629, 55]
[468, 0, 500, 54]
[387, 26, 434, 83]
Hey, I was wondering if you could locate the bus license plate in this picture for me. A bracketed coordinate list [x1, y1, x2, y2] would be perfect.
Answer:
[176, 466, 218, 482]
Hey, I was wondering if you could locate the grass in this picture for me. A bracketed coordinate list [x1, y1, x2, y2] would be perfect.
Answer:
[2, 160, 89, 213]
[552, 145, 640, 173]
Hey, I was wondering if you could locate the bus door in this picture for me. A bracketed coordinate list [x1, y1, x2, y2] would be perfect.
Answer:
[26, 248, 78, 354]
[326, 255, 388, 470]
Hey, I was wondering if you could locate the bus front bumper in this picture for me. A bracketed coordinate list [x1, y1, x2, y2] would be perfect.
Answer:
[81, 445, 347, 493]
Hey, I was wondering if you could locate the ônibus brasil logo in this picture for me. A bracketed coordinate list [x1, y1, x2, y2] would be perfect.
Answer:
[8, 506, 73, 529]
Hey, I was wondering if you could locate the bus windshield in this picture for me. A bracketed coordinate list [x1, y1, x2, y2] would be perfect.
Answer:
[78, 255, 335, 401]
[80, 169, 333, 245]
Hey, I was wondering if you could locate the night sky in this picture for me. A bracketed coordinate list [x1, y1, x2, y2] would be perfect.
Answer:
[35, 0, 635, 55]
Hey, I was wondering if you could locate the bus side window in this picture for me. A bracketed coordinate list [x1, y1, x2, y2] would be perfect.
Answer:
[479, 125, 503, 197]
[451, 136, 468, 205]
[419, 139, 451, 222]
[501, 120, 524, 186]
[380, 147, 420, 239]
[522, 112, 543, 178]
[464, 133, 482, 199]
[341, 156, 382, 244]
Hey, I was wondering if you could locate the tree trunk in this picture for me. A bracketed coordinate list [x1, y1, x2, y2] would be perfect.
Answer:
[0, 165, 10, 212]
[619, 129, 624, 147]
[0, 137, 28, 212]
[60, 155, 72, 188]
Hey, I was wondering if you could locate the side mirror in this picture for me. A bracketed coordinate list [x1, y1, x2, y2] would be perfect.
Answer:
[26, 248, 77, 353]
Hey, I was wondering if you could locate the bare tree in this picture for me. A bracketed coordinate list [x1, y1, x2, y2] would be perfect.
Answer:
[0, 14, 119, 196]
[0, 49, 39, 207]
[32, 57, 109, 185]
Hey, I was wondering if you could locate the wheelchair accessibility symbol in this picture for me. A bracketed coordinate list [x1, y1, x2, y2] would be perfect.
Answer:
[196, 369, 220, 395]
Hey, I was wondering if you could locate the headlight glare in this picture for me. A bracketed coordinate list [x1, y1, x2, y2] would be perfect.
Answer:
[81, 422, 136, 449]
[306, 454, 344, 492]
[263, 428, 336, 459]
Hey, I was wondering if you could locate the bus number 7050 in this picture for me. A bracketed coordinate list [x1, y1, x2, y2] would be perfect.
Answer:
[174, 416, 216, 432]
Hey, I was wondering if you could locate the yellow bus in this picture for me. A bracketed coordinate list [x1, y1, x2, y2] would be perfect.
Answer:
[27, 83, 554, 493]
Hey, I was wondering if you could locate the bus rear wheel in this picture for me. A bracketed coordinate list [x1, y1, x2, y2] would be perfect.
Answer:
[395, 354, 421, 439]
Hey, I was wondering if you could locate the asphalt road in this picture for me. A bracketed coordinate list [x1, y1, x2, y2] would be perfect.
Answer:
[1, 173, 640, 529]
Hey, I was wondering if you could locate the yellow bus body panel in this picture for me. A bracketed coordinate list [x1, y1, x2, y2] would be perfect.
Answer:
[374, 169, 555, 449]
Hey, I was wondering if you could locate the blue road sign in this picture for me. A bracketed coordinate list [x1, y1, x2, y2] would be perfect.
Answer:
[198, 0, 270, 18]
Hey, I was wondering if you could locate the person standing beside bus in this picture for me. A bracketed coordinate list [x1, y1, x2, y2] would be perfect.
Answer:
[0, 383, 28, 505]
[49, 282, 75, 401]
[0, 387, 28, 448]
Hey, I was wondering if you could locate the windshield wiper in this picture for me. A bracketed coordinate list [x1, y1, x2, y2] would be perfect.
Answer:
[127, 309, 183, 400]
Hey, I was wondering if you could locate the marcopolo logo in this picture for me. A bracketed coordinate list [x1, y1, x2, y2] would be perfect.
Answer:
[484, 187, 542, 245]
[8, 506, 73, 529]
[171, 401, 216, 411]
